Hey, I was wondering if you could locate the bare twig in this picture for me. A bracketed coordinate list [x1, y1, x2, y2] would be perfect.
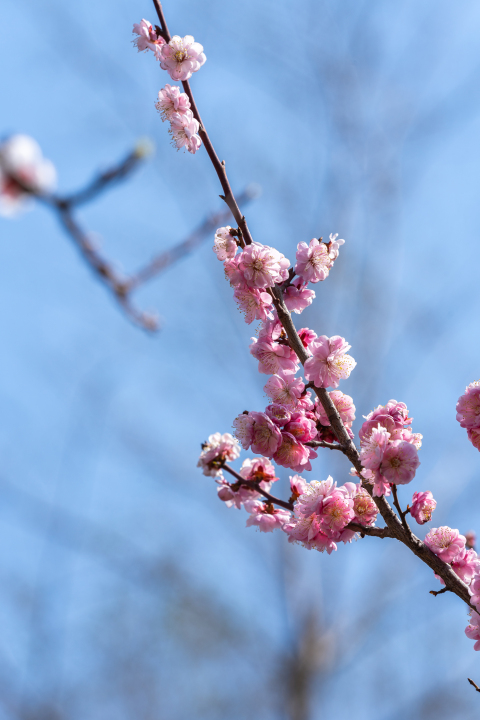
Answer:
[223, 464, 294, 512]
[305, 440, 345, 451]
[468, 678, 480, 693]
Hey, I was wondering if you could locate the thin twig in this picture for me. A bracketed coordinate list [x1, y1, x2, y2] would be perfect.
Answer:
[306, 440, 345, 451]
[468, 678, 480, 693]
[429, 587, 449, 597]
[347, 522, 393, 539]
[223, 464, 293, 512]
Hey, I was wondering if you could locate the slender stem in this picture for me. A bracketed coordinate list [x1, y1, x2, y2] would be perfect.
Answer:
[347, 523, 393, 539]
[223, 464, 293, 511]
[391, 484, 411, 534]
[152, 1, 254, 246]
[305, 440, 345, 451]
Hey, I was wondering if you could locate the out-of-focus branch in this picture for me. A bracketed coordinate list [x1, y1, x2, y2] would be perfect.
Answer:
[4, 147, 256, 331]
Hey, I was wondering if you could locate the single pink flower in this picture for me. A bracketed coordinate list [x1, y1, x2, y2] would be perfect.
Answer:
[284, 513, 337, 554]
[361, 468, 391, 497]
[265, 404, 292, 427]
[159, 35, 206, 81]
[272, 432, 311, 471]
[319, 489, 355, 535]
[410, 491, 436, 524]
[424, 526, 466, 564]
[325, 233, 345, 262]
[132, 19, 165, 56]
[456, 381, 480, 429]
[380, 440, 420, 485]
[197, 432, 240, 477]
[294, 477, 336, 516]
[352, 486, 378, 526]
[359, 425, 390, 471]
[237, 242, 290, 289]
[169, 110, 202, 154]
[245, 500, 291, 532]
[470, 572, 480, 607]
[465, 611, 480, 651]
[316, 390, 355, 428]
[452, 548, 479, 584]
[284, 411, 317, 442]
[250, 336, 299, 376]
[249, 412, 283, 456]
[359, 400, 411, 443]
[284, 278, 316, 314]
[304, 335, 356, 389]
[264, 374, 304, 409]
[289, 474, 308, 502]
[232, 413, 255, 449]
[298, 328, 317, 348]
[240, 456, 278, 486]
[212, 226, 238, 261]
[294, 238, 332, 283]
[155, 84, 190, 120]
[234, 286, 273, 324]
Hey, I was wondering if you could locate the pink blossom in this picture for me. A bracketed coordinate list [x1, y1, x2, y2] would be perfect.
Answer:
[294, 477, 335, 516]
[258, 316, 283, 342]
[298, 328, 317, 348]
[155, 84, 190, 120]
[410, 491, 436, 525]
[240, 456, 278, 486]
[132, 19, 165, 56]
[466, 531, 477, 550]
[212, 226, 238, 261]
[249, 412, 283, 456]
[316, 391, 356, 429]
[284, 513, 337, 553]
[325, 233, 345, 262]
[284, 278, 316, 314]
[273, 432, 311, 471]
[284, 412, 317, 443]
[234, 286, 273, 324]
[424, 526, 466, 564]
[319, 489, 355, 534]
[237, 243, 290, 289]
[467, 427, 480, 452]
[470, 573, 480, 607]
[232, 413, 255, 450]
[456, 381, 480, 429]
[250, 336, 299, 376]
[465, 611, 480, 651]
[361, 468, 391, 497]
[452, 548, 479, 584]
[0, 135, 56, 216]
[380, 440, 420, 485]
[304, 335, 356, 389]
[197, 432, 240, 477]
[359, 425, 390, 470]
[265, 404, 292, 427]
[294, 238, 332, 283]
[169, 110, 202, 154]
[264, 374, 304, 409]
[289, 474, 308, 502]
[352, 486, 378, 526]
[245, 500, 291, 532]
[359, 400, 411, 443]
[159, 35, 206, 81]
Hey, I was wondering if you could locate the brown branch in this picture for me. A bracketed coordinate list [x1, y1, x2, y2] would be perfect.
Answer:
[468, 678, 480, 693]
[429, 586, 449, 597]
[223, 464, 294, 512]
[305, 440, 345, 451]
[347, 522, 393, 539]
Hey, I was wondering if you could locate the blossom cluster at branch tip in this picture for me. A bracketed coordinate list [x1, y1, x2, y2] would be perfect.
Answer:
[132, 24, 206, 81]
[0, 135, 56, 217]
[457, 380, 480, 451]
[294, 234, 344, 284]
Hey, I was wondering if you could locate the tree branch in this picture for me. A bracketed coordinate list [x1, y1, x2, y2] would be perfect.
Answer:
[223, 463, 294, 512]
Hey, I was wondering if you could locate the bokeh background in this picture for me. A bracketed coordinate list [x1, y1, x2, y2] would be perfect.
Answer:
[1, 0, 480, 718]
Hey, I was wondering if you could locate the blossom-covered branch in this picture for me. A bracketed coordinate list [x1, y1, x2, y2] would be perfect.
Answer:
[140, 1, 480, 648]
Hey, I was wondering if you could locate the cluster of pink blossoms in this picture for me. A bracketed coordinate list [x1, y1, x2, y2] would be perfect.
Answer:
[456, 381, 480, 452]
[197, 432, 240, 477]
[133, 22, 205, 154]
[358, 400, 422, 497]
[155, 84, 201, 154]
[0, 135, 56, 217]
